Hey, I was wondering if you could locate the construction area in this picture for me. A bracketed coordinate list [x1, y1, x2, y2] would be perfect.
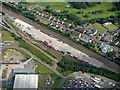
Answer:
[0, 48, 33, 82]
[2, 49, 26, 64]
[12, 18, 103, 67]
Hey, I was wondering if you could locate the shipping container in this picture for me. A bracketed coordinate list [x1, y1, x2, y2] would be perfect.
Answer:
[61, 51, 65, 54]
[67, 51, 71, 54]
[73, 55, 79, 60]
[54, 47, 58, 51]
[83, 59, 89, 62]
[70, 55, 73, 58]
[45, 39, 51, 44]
[34, 27, 38, 29]
[44, 41, 48, 45]
[57, 50, 60, 52]
[58, 40, 61, 42]
[78, 59, 83, 62]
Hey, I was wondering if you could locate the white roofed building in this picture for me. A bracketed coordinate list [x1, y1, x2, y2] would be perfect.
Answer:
[13, 74, 38, 88]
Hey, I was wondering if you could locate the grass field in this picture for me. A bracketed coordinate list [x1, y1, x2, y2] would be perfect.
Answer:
[37, 74, 61, 88]
[15, 49, 31, 58]
[18, 39, 55, 67]
[33, 60, 53, 74]
[104, 24, 118, 31]
[26, 2, 117, 20]
[92, 23, 108, 31]
[2, 31, 15, 41]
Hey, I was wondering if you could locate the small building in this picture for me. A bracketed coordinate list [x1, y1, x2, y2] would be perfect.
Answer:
[72, 31, 81, 38]
[103, 22, 112, 26]
[100, 44, 113, 53]
[75, 28, 86, 34]
[115, 41, 119, 45]
[13, 74, 38, 88]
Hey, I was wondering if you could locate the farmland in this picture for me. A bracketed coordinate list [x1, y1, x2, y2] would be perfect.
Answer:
[27, 2, 117, 20]
[2, 31, 15, 41]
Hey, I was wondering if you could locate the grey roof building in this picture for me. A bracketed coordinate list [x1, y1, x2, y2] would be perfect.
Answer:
[13, 68, 35, 74]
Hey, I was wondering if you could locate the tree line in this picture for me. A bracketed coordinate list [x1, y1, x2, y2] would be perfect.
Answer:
[69, 2, 100, 9]
[58, 57, 120, 81]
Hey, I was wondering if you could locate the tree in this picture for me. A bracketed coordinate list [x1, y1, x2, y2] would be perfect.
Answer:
[84, 14, 89, 18]
[77, 11, 83, 14]
[107, 51, 116, 58]
[46, 6, 50, 9]
[63, 10, 69, 13]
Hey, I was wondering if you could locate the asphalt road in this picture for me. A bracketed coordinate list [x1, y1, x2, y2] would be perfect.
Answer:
[2, 7, 120, 74]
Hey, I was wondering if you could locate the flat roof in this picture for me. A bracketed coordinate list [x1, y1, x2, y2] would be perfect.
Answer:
[13, 68, 35, 74]
[13, 74, 38, 88]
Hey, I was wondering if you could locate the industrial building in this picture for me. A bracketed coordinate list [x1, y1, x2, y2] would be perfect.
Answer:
[12, 68, 35, 74]
[13, 74, 38, 88]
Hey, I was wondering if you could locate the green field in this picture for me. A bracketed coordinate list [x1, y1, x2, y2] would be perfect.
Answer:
[26, 2, 117, 20]
[2, 31, 15, 41]
[92, 23, 108, 31]
[15, 49, 31, 58]
[34, 60, 53, 74]
[37, 74, 61, 88]
[18, 39, 55, 67]
[104, 24, 118, 31]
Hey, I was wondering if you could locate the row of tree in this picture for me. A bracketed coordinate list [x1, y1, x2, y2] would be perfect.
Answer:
[69, 2, 100, 9]
[2, 2, 22, 14]
[58, 57, 120, 81]
[91, 9, 104, 14]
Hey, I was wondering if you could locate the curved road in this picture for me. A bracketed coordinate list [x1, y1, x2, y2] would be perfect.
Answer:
[2, 7, 120, 74]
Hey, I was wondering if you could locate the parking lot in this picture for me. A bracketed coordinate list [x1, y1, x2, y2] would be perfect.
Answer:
[63, 72, 117, 88]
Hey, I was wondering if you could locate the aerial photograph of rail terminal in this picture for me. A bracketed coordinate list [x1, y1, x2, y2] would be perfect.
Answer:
[0, 0, 120, 89]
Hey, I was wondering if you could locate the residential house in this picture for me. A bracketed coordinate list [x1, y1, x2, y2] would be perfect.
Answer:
[92, 40, 102, 47]
[75, 28, 86, 34]
[100, 44, 113, 53]
[103, 22, 112, 26]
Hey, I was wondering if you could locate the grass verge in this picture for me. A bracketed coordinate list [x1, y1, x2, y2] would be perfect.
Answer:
[33, 60, 53, 74]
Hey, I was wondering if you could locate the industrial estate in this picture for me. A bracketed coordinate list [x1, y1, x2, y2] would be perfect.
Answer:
[0, 1, 120, 89]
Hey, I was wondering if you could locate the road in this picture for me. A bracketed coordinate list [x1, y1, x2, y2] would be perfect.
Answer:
[2, 7, 119, 74]
[2, 46, 64, 78]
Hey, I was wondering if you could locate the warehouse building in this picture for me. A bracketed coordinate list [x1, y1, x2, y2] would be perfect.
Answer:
[12, 68, 35, 74]
[13, 74, 38, 88]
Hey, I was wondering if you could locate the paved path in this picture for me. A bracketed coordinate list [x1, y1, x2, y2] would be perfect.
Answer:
[2, 7, 120, 74]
